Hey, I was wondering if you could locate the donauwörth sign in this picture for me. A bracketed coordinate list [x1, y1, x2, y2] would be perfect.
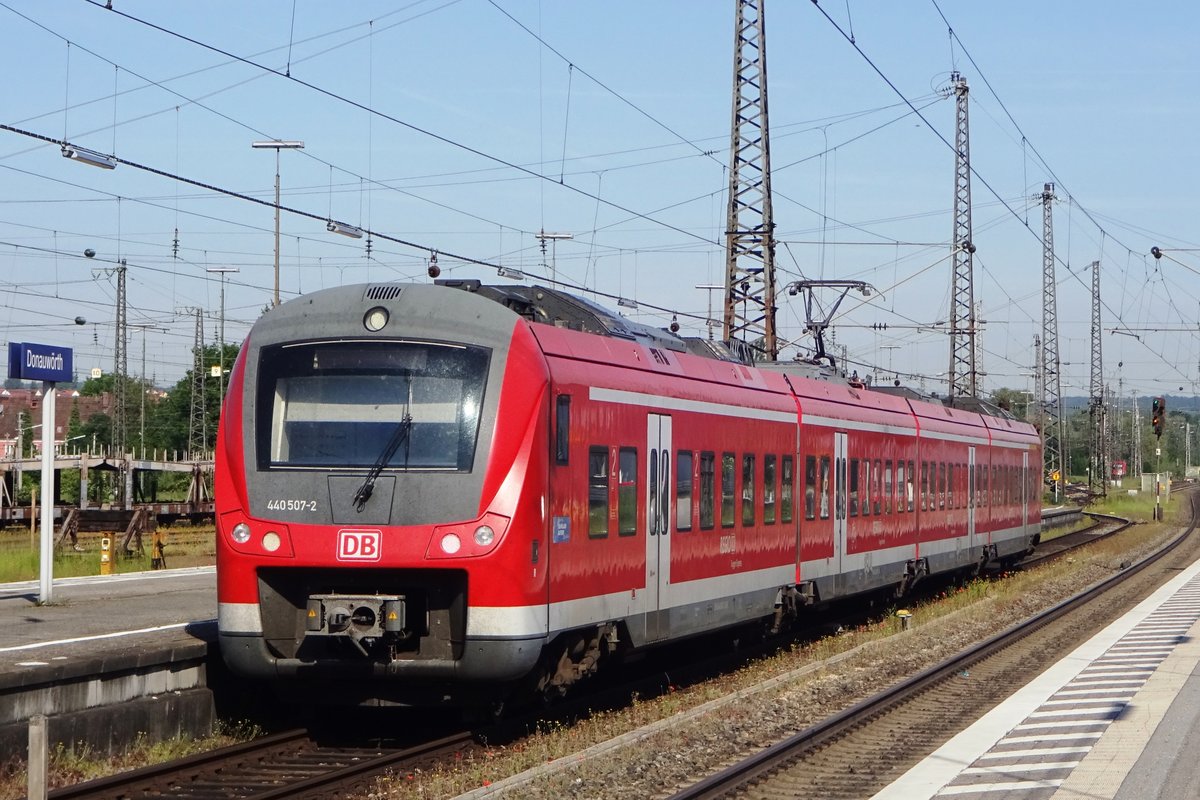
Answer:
[7, 342, 73, 383]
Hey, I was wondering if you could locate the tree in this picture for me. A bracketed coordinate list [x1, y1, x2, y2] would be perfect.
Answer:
[990, 387, 1033, 422]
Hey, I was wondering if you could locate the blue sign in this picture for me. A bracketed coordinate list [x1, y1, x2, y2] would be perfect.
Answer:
[552, 516, 570, 543]
[8, 342, 73, 383]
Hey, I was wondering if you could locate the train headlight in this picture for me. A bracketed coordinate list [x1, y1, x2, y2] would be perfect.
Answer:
[363, 306, 390, 332]
[440, 533, 462, 554]
[473, 525, 495, 546]
[231, 523, 251, 544]
[262, 531, 282, 552]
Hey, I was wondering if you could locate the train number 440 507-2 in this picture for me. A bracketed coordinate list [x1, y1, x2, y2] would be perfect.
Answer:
[266, 499, 317, 512]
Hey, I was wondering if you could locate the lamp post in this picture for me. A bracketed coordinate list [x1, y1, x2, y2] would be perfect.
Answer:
[129, 323, 161, 453]
[251, 140, 304, 306]
[206, 267, 239, 407]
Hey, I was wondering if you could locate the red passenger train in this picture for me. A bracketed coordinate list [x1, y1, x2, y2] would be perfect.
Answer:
[215, 281, 1041, 706]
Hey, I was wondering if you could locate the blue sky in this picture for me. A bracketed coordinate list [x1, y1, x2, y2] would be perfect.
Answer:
[1, 1, 1197, 404]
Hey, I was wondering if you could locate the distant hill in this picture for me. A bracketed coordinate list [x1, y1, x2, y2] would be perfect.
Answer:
[1061, 394, 1199, 414]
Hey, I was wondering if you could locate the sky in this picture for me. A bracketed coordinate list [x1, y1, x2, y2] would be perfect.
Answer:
[1, 0, 1198, 406]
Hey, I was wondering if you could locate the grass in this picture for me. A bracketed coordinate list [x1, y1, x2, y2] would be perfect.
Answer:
[1087, 483, 1178, 521]
[0, 524, 216, 583]
[0, 720, 263, 800]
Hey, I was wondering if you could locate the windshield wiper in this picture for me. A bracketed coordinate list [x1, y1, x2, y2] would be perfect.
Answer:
[352, 413, 412, 512]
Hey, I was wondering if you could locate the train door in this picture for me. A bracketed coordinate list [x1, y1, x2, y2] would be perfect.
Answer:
[968, 446, 977, 549]
[645, 414, 672, 642]
[834, 432, 848, 577]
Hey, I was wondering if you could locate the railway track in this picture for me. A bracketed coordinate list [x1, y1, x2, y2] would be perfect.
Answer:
[1019, 509, 1130, 567]
[666, 488, 1200, 800]
[44, 502, 1155, 799]
[46, 727, 476, 800]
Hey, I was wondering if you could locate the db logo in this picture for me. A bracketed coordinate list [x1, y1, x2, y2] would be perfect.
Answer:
[337, 529, 382, 561]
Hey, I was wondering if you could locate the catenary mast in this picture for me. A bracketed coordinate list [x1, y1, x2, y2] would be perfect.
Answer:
[1040, 183, 1065, 502]
[723, 0, 777, 361]
[1088, 260, 1106, 497]
[947, 72, 977, 400]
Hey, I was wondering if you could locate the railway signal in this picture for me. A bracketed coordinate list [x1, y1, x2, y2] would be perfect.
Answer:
[1152, 396, 1165, 438]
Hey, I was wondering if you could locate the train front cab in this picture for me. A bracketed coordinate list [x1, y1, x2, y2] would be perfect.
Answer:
[215, 284, 559, 705]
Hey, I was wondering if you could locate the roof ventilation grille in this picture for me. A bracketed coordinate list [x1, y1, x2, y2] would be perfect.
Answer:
[365, 285, 404, 301]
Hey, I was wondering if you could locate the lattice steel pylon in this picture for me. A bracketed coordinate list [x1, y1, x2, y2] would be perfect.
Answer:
[187, 308, 206, 455]
[1088, 260, 1106, 497]
[1131, 391, 1142, 477]
[112, 260, 128, 458]
[723, 0, 777, 361]
[1039, 183, 1065, 502]
[947, 72, 976, 400]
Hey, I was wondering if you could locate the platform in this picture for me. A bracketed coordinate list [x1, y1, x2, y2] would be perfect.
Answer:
[0, 567, 219, 755]
[874, 555, 1200, 799]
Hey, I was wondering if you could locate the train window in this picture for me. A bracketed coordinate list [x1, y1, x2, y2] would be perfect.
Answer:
[895, 461, 904, 513]
[721, 453, 736, 528]
[677, 451, 694, 532]
[848, 458, 859, 517]
[618, 447, 638, 536]
[948, 463, 955, 508]
[861, 461, 870, 517]
[588, 446, 609, 538]
[884, 461, 893, 515]
[906, 460, 915, 511]
[649, 449, 659, 536]
[781, 456, 794, 523]
[742, 454, 756, 527]
[764, 455, 777, 524]
[873, 459, 882, 515]
[920, 462, 928, 511]
[257, 340, 489, 471]
[819, 457, 832, 520]
[555, 395, 570, 465]
[938, 463, 946, 510]
[804, 455, 817, 520]
[700, 452, 715, 530]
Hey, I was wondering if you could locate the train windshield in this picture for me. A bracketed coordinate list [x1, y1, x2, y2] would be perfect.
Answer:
[256, 340, 489, 470]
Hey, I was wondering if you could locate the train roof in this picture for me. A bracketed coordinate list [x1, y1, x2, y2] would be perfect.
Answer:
[434, 279, 704, 356]
[424, 280, 1028, 427]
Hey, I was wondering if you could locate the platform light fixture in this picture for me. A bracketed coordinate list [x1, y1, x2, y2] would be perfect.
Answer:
[326, 220, 364, 239]
[61, 144, 116, 169]
[617, 297, 639, 309]
[497, 267, 525, 280]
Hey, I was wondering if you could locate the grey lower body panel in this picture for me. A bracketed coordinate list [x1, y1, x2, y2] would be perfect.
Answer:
[219, 631, 545, 703]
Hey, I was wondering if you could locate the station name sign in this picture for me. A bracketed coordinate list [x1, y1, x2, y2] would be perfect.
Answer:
[8, 341, 73, 383]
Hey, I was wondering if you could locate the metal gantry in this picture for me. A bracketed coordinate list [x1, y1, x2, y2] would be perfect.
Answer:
[723, 0, 777, 361]
[1088, 260, 1106, 496]
[947, 72, 976, 399]
[1039, 183, 1065, 501]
